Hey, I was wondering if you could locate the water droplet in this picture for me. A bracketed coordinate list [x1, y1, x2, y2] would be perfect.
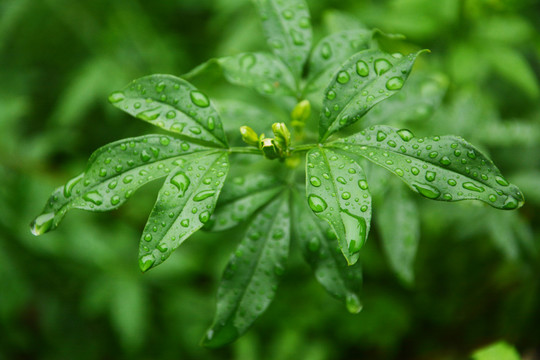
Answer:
[448, 179, 457, 186]
[199, 210, 210, 224]
[308, 237, 320, 252]
[488, 194, 497, 202]
[160, 137, 170, 146]
[282, 10, 293, 19]
[358, 180, 368, 190]
[346, 293, 363, 314]
[321, 43, 332, 59]
[240, 53, 256, 69]
[337, 71, 350, 84]
[385, 77, 404, 90]
[411, 167, 420, 175]
[137, 108, 161, 121]
[189, 127, 202, 134]
[326, 90, 336, 100]
[376, 131, 387, 141]
[144, 233, 152, 242]
[425, 171, 436, 182]
[83, 191, 103, 205]
[207, 117, 215, 130]
[194, 190, 216, 201]
[30, 213, 55, 236]
[341, 192, 351, 200]
[308, 194, 328, 213]
[171, 172, 190, 197]
[63, 174, 83, 198]
[395, 168, 404, 177]
[413, 183, 440, 199]
[503, 195, 519, 209]
[181, 219, 190, 227]
[309, 176, 321, 187]
[290, 29, 305, 45]
[139, 254, 155, 272]
[166, 111, 176, 119]
[111, 195, 121, 205]
[356, 60, 369, 77]
[495, 176, 509, 186]
[123, 175, 133, 184]
[429, 151, 438, 158]
[374, 58, 392, 75]
[108, 91, 125, 103]
[462, 182, 485, 192]
[190, 91, 210, 108]
[439, 156, 451, 166]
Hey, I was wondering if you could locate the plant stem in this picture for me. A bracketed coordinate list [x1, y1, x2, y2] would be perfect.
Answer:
[227, 147, 262, 155]
[290, 144, 318, 153]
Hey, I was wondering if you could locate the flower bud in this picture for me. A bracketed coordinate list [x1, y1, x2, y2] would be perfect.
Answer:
[272, 122, 291, 149]
[260, 138, 280, 159]
[291, 100, 311, 123]
[240, 126, 259, 147]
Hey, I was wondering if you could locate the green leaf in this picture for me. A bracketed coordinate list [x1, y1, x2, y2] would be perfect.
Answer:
[305, 29, 374, 95]
[206, 174, 284, 231]
[215, 99, 277, 135]
[30, 135, 209, 236]
[319, 50, 425, 142]
[375, 182, 419, 285]
[472, 341, 522, 360]
[291, 189, 363, 313]
[202, 193, 290, 348]
[109, 74, 228, 148]
[219, 53, 297, 97]
[331, 125, 525, 210]
[253, 0, 312, 80]
[138, 152, 229, 271]
[305, 147, 371, 265]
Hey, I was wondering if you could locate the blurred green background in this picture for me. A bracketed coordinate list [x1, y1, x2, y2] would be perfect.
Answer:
[1, 0, 539, 358]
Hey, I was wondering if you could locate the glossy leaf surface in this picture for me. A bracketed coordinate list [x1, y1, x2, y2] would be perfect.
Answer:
[305, 147, 371, 265]
[138, 152, 229, 271]
[202, 193, 290, 348]
[305, 29, 374, 95]
[332, 125, 524, 209]
[30, 135, 208, 236]
[291, 190, 363, 313]
[253, 0, 312, 79]
[319, 50, 424, 142]
[376, 183, 419, 284]
[206, 174, 284, 231]
[109, 74, 228, 147]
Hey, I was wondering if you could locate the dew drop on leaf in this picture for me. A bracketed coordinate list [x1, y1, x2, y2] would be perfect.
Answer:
[83, 191, 103, 205]
[30, 213, 55, 236]
[374, 58, 392, 75]
[308, 194, 328, 213]
[108, 91, 125, 103]
[337, 71, 350, 84]
[309, 176, 321, 187]
[462, 182, 485, 192]
[170, 172, 190, 197]
[240, 53, 256, 70]
[346, 293, 363, 314]
[193, 190, 216, 202]
[413, 183, 441, 199]
[385, 77, 404, 90]
[355, 60, 369, 77]
[190, 90, 210, 108]
[321, 43, 332, 59]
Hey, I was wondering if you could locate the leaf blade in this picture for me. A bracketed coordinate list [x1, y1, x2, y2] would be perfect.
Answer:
[30, 135, 209, 235]
[291, 189, 363, 313]
[202, 193, 290, 348]
[319, 50, 425, 142]
[332, 125, 525, 209]
[305, 147, 372, 265]
[109, 74, 228, 147]
[253, 0, 312, 80]
[138, 152, 230, 271]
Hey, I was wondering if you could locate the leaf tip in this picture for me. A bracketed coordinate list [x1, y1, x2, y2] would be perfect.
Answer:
[200, 323, 240, 348]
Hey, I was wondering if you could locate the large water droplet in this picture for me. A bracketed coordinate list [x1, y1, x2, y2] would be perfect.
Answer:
[413, 183, 440, 199]
[346, 293, 363, 314]
[63, 174, 83, 198]
[308, 194, 328, 213]
[495, 176, 509, 186]
[30, 213, 55, 236]
[190, 91, 210, 108]
[139, 254, 155, 272]
[199, 210, 210, 224]
[376, 131, 387, 141]
[170, 172, 190, 197]
[337, 71, 350, 84]
[193, 190, 216, 201]
[386, 77, 404, 90]
[108, 91, 125, 103]
[240, 53, 256, 69]
[396, 129, 414, 141]
[374, 58, 392, 75]
[356, 60, 369, 77]
[358, 180, 368, 190]
[83, 191, 103, 205]
[309, 176, 321, 187]
[425, 171, 436, 182]
[462, 182, 485, 192]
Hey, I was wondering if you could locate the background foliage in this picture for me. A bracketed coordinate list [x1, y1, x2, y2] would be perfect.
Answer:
[1, 0, 539, 358]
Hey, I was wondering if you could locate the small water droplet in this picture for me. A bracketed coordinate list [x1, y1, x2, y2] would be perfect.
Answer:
[341, 192, 351, 200]
[290, 29, 305, 45]
[411, 167, 420, 175]
[358, 180, 368, 190]
[326, 90, 336, 100]
[495, 176, 509, 186]
[108, 91, 125, 103]
[181, 219, 190, 227]
[309, 176, 321, 187]
[199, 210, 210, 224]
[111, 195, 121, 205]
[376, 131, 387, 141]
[155, 81, 166, 93]
[321, 43, 332, 59]
[346, 293, 363, 314]
[144, 233, 152, 242]
[240, 53, 256, 69]
[439, 156, 451, 166]
[425, 171, 436, 182]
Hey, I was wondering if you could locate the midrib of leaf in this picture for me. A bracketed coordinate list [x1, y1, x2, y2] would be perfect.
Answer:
[231, 194, 287, 316]
[218, 184, 285, 207]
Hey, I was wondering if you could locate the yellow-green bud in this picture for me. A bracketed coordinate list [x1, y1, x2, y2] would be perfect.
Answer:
[260, 138, 280, 159]
[271, 122, 291, 149]
[240, 126, 259, 147]
[291, 100, 311, 123]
